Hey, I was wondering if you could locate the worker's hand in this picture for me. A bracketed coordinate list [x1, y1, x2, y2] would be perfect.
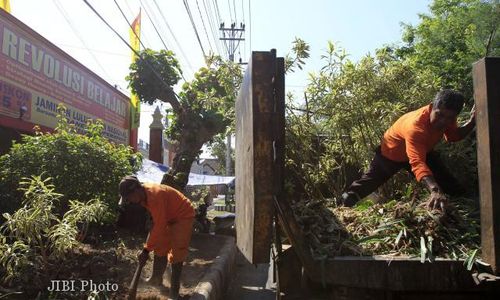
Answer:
[137, 249, 149, 265]
[427, 190, 449, 213]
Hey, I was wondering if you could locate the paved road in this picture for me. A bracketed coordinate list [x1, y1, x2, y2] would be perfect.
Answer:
[225, 251, 276, 300]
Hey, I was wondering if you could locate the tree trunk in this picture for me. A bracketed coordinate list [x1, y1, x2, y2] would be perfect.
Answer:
[161, 113, 220, 190]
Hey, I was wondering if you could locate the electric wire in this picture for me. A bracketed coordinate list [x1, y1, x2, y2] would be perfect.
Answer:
[248, 0, 252, 54]
[196, 0, 215, 54]
[233, 0, 237, 22]
[113, 0, 148, 53]
[58, 44, 128, 57]
[212, 0, 222, 24]
[183, 0, 208, 59]
[138, 0, 187, 82]
[203, 0, 223, 56]
[81, 0, 181, 102]
[241, 0, 246, 60]
[227, 0, 233, 22]
[214, 0, 229, 57]
[52, 0, 113, 83]
[152, 0, 195, 75]
[138, 0, 169, 51]
[121, 0, 152, 48]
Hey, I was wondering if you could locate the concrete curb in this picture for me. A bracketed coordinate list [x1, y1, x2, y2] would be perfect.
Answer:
[189, 235, 237, 300]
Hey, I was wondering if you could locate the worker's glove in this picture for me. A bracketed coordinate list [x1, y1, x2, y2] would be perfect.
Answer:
[137, 248, 149, 265]
[427, 190, 448, 213]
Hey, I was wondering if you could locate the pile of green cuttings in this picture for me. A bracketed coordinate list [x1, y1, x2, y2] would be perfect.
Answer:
[291, 197, 481, 263]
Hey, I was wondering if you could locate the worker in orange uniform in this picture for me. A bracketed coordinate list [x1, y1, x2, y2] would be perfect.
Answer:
[339, 90, 476, 211]
[118, 176, 195, 300]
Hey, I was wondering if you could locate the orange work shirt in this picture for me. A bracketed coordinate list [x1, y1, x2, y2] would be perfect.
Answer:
[141, 183, 195, 252]
[380, 104, 461, 181]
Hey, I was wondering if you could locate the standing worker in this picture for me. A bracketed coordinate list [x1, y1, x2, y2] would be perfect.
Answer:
[339, 89, 476, 211]
[118, 175, 195, 300]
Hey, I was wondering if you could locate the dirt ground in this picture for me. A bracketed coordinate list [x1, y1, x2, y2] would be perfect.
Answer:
[2, 229, 226, 300]
[134, 233, 226, 300]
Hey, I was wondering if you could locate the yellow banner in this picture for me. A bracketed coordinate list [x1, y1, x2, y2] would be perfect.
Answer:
[0, 0, 10, 13]
[129, 10, 141, 129]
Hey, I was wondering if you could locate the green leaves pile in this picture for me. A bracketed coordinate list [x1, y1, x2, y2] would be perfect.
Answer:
[335, 198, 480, 259]
[293, 196, 480, 262]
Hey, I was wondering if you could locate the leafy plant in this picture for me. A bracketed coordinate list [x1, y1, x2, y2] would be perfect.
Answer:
[285, 41, 437, 201]
[0, 106, 141, 217]
[0, 175, 108, 287]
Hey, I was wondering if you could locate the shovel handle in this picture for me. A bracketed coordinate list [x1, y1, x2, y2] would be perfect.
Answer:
[128, 259, 146, 300]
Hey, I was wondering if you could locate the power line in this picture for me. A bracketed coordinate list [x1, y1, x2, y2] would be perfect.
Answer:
[241, 0, 246, 60]
[52, 0, 113, 83]
[212, 0, 222, 24]
[203, 0, 223, 55]
[152, 0, 195, 75]
[123, 0, 135, 18]
[227, 0, 233, 22]
[138, 0, 187, 82]
[241, 0, 245, 22]
[233, 0, 237, 22]
[213, 0, 229, 58]
[57, 44, 128, 56]
[138, 0, 169, 51]
[183, 0, 207, 59]
[81, 0, 181, 103]
[121, 0, 152, 48]
[139, 0, 168, 50]
[196, 0, 214, 54]
[113, 0, 148, 52]
[248, 0, 252, 54]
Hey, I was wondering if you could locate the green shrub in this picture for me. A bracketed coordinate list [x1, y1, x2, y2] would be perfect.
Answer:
[0, 107, 141, 217]
[0, 175, 108, 287]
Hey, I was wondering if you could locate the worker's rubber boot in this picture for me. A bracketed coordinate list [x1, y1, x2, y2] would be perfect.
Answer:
[169, 262, 183, 300]
[339, 192, 360, 207]
[146, 255, 167, 286]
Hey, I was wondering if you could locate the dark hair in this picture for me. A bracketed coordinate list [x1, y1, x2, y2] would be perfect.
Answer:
[432, 89, 464, 114]
[119, 175, 141, 197]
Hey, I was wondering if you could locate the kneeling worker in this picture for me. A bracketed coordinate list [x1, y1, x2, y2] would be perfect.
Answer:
[340, 89, 476, 211]
[119, 176, 195, 300]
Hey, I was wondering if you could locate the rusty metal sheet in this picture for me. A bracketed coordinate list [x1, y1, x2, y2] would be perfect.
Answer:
[235, 50, 284, 263]
[473, 57, 500, 275]
[320, 256, 499, 292]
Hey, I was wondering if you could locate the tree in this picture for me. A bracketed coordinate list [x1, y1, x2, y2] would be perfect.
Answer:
[206, 134, 234, 175]
[285, 37, 311, 74]
[398, 0, 499, 99]
[128, 51, 242, 189]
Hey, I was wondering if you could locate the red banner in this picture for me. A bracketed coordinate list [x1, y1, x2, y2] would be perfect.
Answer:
[0, 9, 130, 144]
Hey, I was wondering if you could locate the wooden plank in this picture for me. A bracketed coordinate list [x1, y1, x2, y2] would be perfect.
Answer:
[473, 57, 500, 274]
[235, 50, 282, 263]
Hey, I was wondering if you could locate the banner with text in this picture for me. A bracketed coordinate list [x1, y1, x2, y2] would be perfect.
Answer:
[0, 9, 130, 145]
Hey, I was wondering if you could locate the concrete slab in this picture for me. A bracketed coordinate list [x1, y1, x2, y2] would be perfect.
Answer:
[225, 251, 276, 300]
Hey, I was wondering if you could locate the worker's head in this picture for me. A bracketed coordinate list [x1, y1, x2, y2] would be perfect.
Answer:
[118, 175, 146, 207]
[430, 89, 464, 130]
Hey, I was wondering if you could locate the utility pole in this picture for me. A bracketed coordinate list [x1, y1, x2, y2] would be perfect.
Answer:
[220, 21, 245, 176]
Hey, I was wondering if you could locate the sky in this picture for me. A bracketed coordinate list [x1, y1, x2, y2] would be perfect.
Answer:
[8, 0, 432, 145]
